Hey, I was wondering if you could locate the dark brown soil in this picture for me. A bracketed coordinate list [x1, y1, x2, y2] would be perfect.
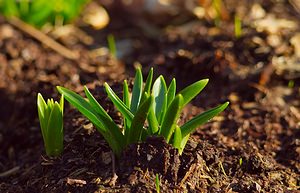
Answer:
[0, 0, 299, 192]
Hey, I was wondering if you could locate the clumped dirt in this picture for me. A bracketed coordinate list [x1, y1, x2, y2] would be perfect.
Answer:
[0, 0, 300, 192]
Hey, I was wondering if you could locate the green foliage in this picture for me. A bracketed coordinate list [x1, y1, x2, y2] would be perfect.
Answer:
[234, 14, 242, 38]
[212, 0, 222, 26]
[57, 68, 229, 156]
[0, 0, 89, 27]
[155, 174, 160, 193]
[107, 34, 117, 58]
[37, 93, 64, 157]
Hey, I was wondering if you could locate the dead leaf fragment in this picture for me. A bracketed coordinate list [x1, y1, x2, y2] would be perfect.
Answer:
[290, 33, 300, 57]
[254, 15, 297, 34]
[83, 3, 109, 29]
[66, 178, 87, 186]
[250, 3, 266, 19]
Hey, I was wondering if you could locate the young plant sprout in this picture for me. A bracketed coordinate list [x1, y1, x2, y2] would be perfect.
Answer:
[155, 173, 160, 193]
[107, 34, 117, 58]
[0, 0, 89, 27]
[57, 68, 229, 156]
[37, 93, 64, 157]
[234, 14, 242, 38]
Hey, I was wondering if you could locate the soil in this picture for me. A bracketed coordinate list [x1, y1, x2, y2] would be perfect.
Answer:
[0, 0, 299, 192]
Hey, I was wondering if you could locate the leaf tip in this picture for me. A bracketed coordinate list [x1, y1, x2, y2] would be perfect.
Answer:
[202, 78, 209, 84]
[223, 101, 230, 108]
[37, 93, 43, 100]
[56, 86, 63, 93]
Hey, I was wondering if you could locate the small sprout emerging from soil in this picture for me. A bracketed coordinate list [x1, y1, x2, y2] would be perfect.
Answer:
[37, 93, 64, 157]
[239, 157, 243, 166]
[107, 34, 117, 58]
[288, 80, 295, 88]
[234, 14, 242, 38]
[155, 173, 160, 193]
[57, 68, 229, 156]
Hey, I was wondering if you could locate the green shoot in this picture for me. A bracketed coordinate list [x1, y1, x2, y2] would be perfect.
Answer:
[57, 67, 229, 156]
[37, 93, 64, 157]
[234, 14, 242, 38]
[0, 0, 89, 27]
[288, 80, 294, 88]
[107, 34, 117, 58]
[239, 157, 243, 166]
[155, 174, 160, 193]
[212, 0, 222, 27]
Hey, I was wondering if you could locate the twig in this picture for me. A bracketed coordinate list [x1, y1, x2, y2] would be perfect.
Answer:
[8, 17, 79, 60]
[0, 166, 20, 178]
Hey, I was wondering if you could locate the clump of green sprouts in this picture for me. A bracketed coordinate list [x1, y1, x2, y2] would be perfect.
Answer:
[0, 0, 89, 27]
[37, 93, 64, 157]
[57, 68, 229, 157]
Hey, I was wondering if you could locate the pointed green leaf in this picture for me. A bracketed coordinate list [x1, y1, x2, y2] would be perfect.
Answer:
[155, 173, 160, 193]
[59, 94, 64, 114]
[159, 94, 184, 143]
[107, 34, 117, 58]
[141, 67, 153, 103]
[152, 75, 167, 123]
[147, 106, 159, 134]
[167, 78, 176, 107]
[178, 79, 209, 107]
[130, 68, 143, 113]
[172, 125, 182, 151]
[123, 80, 131, 133]
[123, 80, 130, 107]
[104, 83, 134, 122]
[57, 86, 105, 131]
[179, 134, 189, 155]
[127, 94, 153, 144]
[181, 102, 229, 137]
[83, 86, 124, 147]
[144, 67, 153, 94]
[45, 102, 63, 157]
[95, 111, 125, 156]
[84, 86, 111, 119]
[37, 93, 47, 143]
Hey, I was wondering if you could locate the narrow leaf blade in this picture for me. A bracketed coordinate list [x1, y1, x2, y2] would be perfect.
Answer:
[59, 94, 64, 114]
[147, 107, 159, 134]
[37, 93, 47, 143]
[141, 67, 153, 103]
[152, 76, 167, 123]
[57, 86, 105, 132]
[159, 94, 184, 143]
[123, 80, 131, 134]
[45, 102, 63, 157]
[84, 86, 111, 119]
[130, 68, 143, 113]
[179, 134, 190, 155]
[178, 79, 209, 107]
[172, 125, 182, 150]
[83, 86, 125, 151]
[123, 80, 130, 107]
[181, 102, 229, 137]
[167, 78, 176, 107]
[104, 83, 134, 122]
[127, 94, 153, 144]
